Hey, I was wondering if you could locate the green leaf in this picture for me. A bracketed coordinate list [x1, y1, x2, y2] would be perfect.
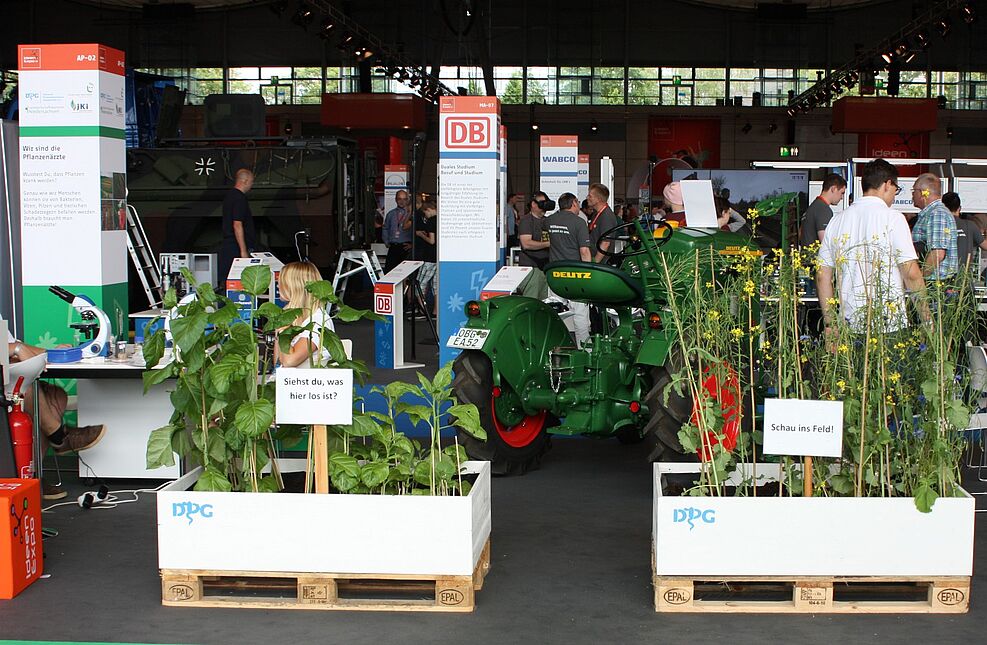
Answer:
[207, 431, 228, 465]
[257, 475, 281, 493]
[384, 381, 422, 404]
[195, 281, 218, 305]
[208, 302, 241, 326]
[433, 363, 454, 392]
[447, 403, 485, 440]
[240, 264, 272, 296]
[146, 425, 176, 469]
[142, 362, 175, 393]
[443, 444, 469, 465]
[361, 462, 390, 489]
[335, 303, 383, 323]
[829, 473, 854, 495]
[394, 435, 417, 457]
[340, 415, 379, 437]
[677, 426, 699, 453]
[435, 454, 456, 481]
[234, 400, 275, 438]
[397, 403, 433, 428]
[913, 481, 939, 513]
[143, 329, 165, 370]
[182, 338, 207, 374]
[208, 356, 246, 395]
[459, 480, 473, 496]
[163, 286, 178, 309]
[304, 280, 340, 305]
[329, 453, 361, 478]
[194, 466, 234, 492]
[413, 460, 434, 487]
[417, 372, 435, 395]
[170, 428, 192, 463]
[171, 311, 208, 354]
[320, 330, 347, 364]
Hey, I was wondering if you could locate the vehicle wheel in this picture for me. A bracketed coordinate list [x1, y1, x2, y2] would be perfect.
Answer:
[641, 364, 694, 461]
[615, 426, 646, 444]
[452, 350, 552, 476]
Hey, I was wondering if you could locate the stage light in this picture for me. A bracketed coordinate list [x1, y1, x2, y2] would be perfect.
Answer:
[902, 50, 917, 64]
[768, 122, 778, 133]
[936, 17, 951, 37]
[318, 17, 335, 39]
[590, 119, 599, 132]
[531, 123, 539, 131]
[269, 0, 289, 16]
[291, 2, 314, 28]
[915, 30, 931, 49]
[962, 4, 976, 24]
[881, 50, 895, 65]
[786, 106, 797, 118]
[741, 122, 752, 134]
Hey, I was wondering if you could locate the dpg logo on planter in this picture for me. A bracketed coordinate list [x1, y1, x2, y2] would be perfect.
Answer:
[445, 117, 492, 149]
[672, 507, 716, 530]
[172, 501, 214, 525]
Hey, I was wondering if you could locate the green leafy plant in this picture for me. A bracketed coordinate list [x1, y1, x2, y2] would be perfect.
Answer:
[659, 244, 975, 512]
[144, 267, 485, 496]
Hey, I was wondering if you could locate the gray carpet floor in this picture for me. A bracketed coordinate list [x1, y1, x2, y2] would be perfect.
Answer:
[1, 437, 984, 645]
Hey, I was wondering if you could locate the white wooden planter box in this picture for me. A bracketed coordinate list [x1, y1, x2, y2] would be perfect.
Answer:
[157, 461, 491, 577]
[653, 462, 975, 578]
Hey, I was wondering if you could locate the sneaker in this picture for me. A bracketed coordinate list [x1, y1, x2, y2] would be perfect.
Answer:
[43, 481, 67, 501]
[53, 424, 106, 455]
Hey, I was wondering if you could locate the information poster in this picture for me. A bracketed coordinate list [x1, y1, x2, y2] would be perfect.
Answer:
[853, 176, 947, 213]
[578, 154, 590, 201]
[539, 135, 578, 201]
[382, 164, 409, 215]
[438, 97, 501, 364]
[952, 177, 987, 213]
[18, 43, 128, 345]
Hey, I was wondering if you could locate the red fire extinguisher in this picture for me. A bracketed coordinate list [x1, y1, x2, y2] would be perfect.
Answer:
[9, 377, 34, 479]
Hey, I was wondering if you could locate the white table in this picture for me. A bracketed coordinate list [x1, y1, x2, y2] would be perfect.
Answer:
[44, 357, 180, 480]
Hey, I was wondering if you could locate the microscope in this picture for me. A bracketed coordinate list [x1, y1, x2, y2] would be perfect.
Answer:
[46, 286, 112, 361]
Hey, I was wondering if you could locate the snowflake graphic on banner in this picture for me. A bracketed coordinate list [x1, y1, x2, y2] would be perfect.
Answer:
[447, 293, 465, 313]
[194, 157, 216, 176]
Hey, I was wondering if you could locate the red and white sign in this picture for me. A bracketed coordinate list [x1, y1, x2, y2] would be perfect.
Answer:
[373, 282, 394, 316]
[445, 117, 492, 149]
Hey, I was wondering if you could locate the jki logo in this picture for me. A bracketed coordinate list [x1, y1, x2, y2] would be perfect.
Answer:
[172, 501, 214, 525]
[672, 507, 716, 530]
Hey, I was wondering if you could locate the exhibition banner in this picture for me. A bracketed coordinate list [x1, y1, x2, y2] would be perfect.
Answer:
[858, 132, 930, 178]
[438, 97, 501, 364]
[18, 43, 128, 346]
[382, 164, 409, 216]
[539, 135, 578, 201]
[577, 154, 590, 201]
[647, 117, 720, 195]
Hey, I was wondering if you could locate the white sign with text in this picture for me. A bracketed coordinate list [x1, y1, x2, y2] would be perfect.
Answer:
[275, 368, 353, 425]
[762, 398, 844, 458]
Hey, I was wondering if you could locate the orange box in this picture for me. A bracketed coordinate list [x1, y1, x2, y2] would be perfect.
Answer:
[1, 478, 43, 599]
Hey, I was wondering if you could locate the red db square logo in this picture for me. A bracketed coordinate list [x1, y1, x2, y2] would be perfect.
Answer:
[374, 293, 393, 316]
[21, 48, 42, 69]
[445, 117, 491, 149]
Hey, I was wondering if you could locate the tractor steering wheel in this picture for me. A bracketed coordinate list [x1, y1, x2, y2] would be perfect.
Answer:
[596, 220, 674, 259]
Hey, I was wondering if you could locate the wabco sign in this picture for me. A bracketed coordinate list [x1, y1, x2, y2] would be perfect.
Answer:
[445, 117, 492, 148]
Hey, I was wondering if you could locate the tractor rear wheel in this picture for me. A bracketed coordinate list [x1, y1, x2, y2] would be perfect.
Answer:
[452, 350, 552, 475]
[641, 365, 694, 462]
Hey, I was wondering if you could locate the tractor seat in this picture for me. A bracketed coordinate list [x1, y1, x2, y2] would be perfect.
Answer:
[543, 261, 644, 306]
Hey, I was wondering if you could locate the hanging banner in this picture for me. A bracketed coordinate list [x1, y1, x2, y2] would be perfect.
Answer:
[438, 96, 501, 364]
[383, 163, 409, 215]
[577, 154, 590, 201]
[539, 135, 578, 201]
[18, 43, 128, 346]
[857, 132, 930, 178]
[647, 118, 721, 196]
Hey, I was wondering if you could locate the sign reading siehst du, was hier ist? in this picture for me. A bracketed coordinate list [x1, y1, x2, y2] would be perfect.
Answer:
[275, 368, 353, 425]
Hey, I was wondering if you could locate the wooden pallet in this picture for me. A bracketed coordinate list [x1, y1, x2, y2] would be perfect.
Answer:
[654, 574, 970, 614]
[161, 540, 491, 613]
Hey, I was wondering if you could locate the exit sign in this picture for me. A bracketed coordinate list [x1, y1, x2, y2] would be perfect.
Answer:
[779, 146, 800, 157]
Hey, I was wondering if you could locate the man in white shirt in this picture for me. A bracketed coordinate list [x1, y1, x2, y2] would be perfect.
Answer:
[816, 159, 929, 338]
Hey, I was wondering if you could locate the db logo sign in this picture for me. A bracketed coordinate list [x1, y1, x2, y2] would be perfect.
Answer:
[445, 117, 491, 149]
[374, 293, 393, 316]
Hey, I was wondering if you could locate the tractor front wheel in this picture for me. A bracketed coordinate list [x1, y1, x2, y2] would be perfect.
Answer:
[452, 350, 552, 475]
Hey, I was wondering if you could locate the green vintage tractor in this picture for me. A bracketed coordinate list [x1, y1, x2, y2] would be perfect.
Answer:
[450, 219, 758, 475]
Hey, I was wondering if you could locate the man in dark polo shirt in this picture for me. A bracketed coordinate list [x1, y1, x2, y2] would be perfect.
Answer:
[544, 192, 592, 346]
[586, 182, 621, 263]
[219, 168, 256, 287]
[800, 173, 847, 246]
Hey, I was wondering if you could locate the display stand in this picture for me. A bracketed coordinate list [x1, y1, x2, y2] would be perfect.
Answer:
[373, 260, 424, 370]
[480, 266, 534, 300]
[332, 249, 383, 302]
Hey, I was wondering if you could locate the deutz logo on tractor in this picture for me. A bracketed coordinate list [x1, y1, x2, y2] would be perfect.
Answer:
[551, 271, 591, 279]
